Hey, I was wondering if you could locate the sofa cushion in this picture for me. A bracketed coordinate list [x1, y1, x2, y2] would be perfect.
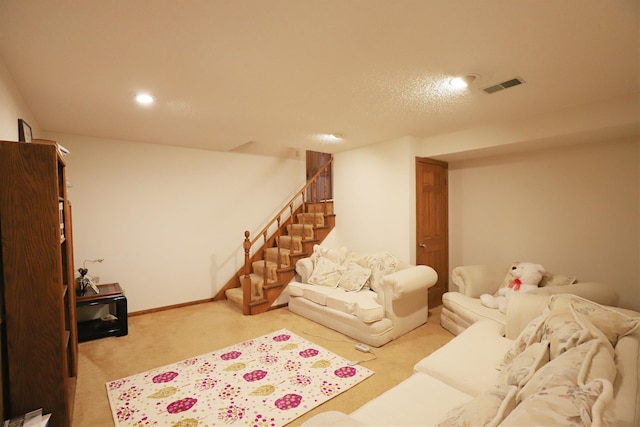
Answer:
[349, 373, 473, 427]
[288, 282, 384, 323]
[414, 320, 512, 396]
[442, 291, 507, 328]
[325, 290, 384, 324]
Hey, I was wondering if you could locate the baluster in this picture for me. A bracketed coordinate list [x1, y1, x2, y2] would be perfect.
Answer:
[262, 230, 268, 289]
[288, 203, 294, 253]
[276, 216, 282, 269]
[323, 163, 329, 216]
[242, 231, 251, 315]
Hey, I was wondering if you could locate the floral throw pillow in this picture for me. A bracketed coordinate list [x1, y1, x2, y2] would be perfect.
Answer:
[497, 340, 550, 388]
[504, 379, 614, 426]
[307, 257, 344, 287]
[338, 261, 372, 292]
[436, 384, 517, 427]
[501, 314, 546, 367]
[365, 252, 398, 292]
[310, 245, 347, 266]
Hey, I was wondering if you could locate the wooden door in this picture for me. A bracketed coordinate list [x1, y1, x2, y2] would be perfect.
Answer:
[416, 158, 448, 308]
[306, 151, 332, 202]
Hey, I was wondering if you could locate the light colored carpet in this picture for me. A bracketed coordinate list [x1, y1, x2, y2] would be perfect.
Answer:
[74, 301, 453, 426]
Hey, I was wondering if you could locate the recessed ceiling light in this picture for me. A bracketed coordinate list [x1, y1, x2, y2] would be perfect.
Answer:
[449, 75, 477, 89]
[135, 93, 155, 105]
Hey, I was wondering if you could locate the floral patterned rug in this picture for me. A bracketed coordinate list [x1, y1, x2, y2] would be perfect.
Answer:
[106, 328, 374, 426]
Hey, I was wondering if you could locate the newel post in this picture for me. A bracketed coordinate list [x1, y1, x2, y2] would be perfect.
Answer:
[242, 230, 251, 315]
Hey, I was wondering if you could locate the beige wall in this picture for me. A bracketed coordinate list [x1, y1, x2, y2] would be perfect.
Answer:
[0, 56, 39, 141]
[47, 133, 305, 312]
[328, 136, 417, 263]
[447, 140, 639, 310]
[2, 51, 638, 312]
[332, 138, 639, 311]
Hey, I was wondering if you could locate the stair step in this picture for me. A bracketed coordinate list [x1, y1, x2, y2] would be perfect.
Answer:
[225, 287, 268, 307]
[251, 261, 278, 283]
[264, 247, 291, 268]
[286, 223, 314, 239]
[297, 212, 325, 227]
[275, 235, 303, 253]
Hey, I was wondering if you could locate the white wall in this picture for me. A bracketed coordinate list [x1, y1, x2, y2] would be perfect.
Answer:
[46, 133, 305, 312]
[330, 136, 417, 263]
[447, 140, 639, 310]
[334, 135, 639, 311]
[2, 54, 306, 313]
[0, 56, 39, 140]
[3, 50, 638, 312]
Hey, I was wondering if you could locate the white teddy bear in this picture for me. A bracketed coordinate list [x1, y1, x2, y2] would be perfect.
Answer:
[480, 262, 545, 314]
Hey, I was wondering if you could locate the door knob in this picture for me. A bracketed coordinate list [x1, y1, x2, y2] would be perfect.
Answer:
[419, 243, 426, 248]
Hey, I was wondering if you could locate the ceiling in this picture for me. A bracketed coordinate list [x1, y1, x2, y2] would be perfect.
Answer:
[0, 0, 638, 158]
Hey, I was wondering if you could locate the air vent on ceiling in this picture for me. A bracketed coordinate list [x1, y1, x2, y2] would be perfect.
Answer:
[482, 77, 526, 94]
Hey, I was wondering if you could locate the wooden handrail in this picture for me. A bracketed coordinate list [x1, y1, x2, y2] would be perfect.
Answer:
[247, 156, 332, 247]
[241, 155, 333, 314]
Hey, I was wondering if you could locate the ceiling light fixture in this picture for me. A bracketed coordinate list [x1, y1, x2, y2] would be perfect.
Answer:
[449, 74, 477, 89]
[135, 93, 155, 105]
[313, 133, 344, 143]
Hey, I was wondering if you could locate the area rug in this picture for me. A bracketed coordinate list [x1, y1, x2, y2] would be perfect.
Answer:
[106, 328, 373, 426]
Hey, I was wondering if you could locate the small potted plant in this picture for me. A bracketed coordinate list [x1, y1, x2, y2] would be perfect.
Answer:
[76, 258, 103, 296]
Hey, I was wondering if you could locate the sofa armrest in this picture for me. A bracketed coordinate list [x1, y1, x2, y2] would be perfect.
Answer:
[450, 264, 510, 297]
[381, 265, 438, 299]
[505, 293, 550, 339]
[295, 257, 314, 284]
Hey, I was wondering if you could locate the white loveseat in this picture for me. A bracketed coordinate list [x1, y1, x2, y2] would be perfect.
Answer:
[441, 263, 619, 336]
[288, 246, 438, 347]
[303, 293, 640, 426]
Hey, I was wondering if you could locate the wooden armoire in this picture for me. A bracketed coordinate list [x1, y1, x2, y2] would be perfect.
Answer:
[0, 140, 77, 426]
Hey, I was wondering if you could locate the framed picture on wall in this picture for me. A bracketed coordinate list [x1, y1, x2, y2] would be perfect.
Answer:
[18, 119, 32, 142]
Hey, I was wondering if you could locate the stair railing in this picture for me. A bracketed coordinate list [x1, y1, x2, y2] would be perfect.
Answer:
[241, 156, 333, 314]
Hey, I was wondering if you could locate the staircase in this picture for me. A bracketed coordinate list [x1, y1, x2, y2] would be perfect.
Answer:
[214, 157, 335, 315]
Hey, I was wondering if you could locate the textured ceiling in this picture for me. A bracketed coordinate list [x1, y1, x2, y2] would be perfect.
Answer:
[0, 0, 638, 157]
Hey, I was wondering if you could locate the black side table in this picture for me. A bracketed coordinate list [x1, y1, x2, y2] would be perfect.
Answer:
[76, 282, 128, 342]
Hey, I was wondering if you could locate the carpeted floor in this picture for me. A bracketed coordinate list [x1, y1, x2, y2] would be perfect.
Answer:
[73, 301, 453, 427]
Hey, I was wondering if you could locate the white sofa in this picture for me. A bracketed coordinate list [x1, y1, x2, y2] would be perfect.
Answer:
[288, 247, 438, 347]
[441, 263, 619, 336]
[303, 293, 640, 426]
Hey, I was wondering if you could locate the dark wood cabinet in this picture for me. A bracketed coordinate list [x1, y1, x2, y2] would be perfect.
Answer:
[0, 140, 77, 427]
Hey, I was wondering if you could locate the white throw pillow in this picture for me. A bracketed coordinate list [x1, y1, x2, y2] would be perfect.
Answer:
[436, 384, 517, 427]
[365, 252, 398, 292]
[310, 245, 347, 266]
[517, 339, 615, 403]
[308, 257, 344, 287]
[497, 340, 550, 388]
[338, 261, 372, 292]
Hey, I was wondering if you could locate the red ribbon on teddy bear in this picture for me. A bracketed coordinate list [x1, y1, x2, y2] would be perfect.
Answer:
[508, 278, 522, 291]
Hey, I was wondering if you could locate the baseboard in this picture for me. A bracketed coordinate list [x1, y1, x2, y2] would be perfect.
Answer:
[128, 297, 216, 317]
